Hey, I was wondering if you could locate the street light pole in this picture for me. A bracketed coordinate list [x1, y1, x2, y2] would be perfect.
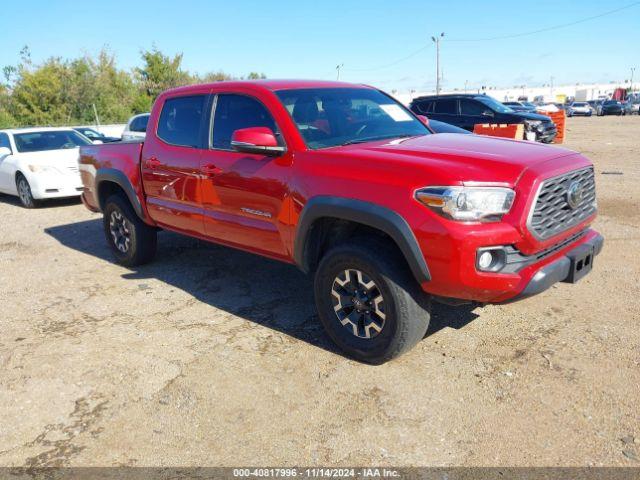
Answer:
[431, 33, 444, 95]
[631, 67, 636, 93]
[336, 64, 344, 81]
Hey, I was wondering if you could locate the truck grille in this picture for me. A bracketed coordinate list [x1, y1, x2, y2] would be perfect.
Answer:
[528, 167, 596, 240]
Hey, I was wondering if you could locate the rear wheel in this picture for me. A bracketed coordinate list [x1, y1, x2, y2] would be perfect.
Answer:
[314, 238, 430, 364]
[103, 194, 157, 266]
[16, 174, 37, 208]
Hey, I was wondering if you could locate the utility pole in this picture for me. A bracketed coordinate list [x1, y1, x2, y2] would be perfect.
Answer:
[631, 67, 636, 92]
[336, 64, 344, 81]
[431, 33, 444, 95]
[464, 80, 468, 93]
[92, 103, 101, 128]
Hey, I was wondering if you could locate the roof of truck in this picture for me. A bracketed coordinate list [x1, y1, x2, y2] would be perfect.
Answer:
[165, 79, 374, 96]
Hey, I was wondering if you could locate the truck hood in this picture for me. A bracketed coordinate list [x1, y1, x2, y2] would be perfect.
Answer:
[328, 133, 577, 185]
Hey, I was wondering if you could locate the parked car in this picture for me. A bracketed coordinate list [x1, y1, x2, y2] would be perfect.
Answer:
[0, 127, 91, 208]
[409, 94, 557, 143]
[566, 102, 592, 117]
[122, 113, 150, 142]
[73, 127, 120, 143]
[597, 100, 624, 116]
[503, 101, 537, 113]
[78, 80, 603, 363]
[621, 101, 637, 115]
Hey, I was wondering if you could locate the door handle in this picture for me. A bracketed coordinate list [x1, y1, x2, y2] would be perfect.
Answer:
[202, 164, 223, 176]
[145, 157, 161, 169]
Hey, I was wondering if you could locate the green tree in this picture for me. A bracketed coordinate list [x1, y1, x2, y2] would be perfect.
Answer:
[136, 47, 192, 104]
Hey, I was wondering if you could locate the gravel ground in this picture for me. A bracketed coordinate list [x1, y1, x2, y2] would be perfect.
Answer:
[0, 116, 638, 467]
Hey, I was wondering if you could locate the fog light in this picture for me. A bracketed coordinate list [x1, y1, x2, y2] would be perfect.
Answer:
[478, 251, 494, 270]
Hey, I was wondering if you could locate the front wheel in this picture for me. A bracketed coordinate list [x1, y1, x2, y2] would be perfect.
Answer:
[103, 194, 157, 267]
[16, 174, 37, 208]
[314, 239, 431, 364]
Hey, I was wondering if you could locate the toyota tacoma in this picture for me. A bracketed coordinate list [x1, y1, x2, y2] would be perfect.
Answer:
[78, 80, 603, 364]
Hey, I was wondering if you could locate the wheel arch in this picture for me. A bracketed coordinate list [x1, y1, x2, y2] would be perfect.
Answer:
[293, 196, 431, 285]
[95, 168, 145, 220]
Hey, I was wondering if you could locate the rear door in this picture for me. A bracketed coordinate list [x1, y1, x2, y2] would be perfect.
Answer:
[430, 98, 460, 126]
[141, 93, 210, 236]
[199, 92, 292, 259]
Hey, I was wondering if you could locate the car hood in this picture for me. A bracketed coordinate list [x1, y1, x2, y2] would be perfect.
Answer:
[16, 148, 81, 168]
[509, 111, 553, 122]
[326, 133, 578, 185]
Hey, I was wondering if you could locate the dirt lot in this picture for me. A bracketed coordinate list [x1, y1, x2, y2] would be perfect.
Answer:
[0, 116, 639, 468]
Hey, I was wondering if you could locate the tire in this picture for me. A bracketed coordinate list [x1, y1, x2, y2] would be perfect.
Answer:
[16, 173, 38, 209]
[314, 238, 431, 364]
[103, 194, 157, 267]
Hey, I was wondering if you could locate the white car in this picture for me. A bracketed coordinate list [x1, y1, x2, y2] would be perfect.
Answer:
[121, 113, 150, 142]
[0, 127, 92, 208]
[567, 102, 592, 117]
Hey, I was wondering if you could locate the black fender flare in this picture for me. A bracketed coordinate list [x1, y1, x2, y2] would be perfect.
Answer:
[95, 168, 145, 220]
[293, 196, 431, 284]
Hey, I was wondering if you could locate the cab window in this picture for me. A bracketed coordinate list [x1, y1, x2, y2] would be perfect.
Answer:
[157, 96, 206, 148]
[211, 94, 279, 150]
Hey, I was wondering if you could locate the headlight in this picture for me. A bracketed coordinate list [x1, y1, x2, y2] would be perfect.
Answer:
[28, 165, 58, 173]
[524, 120, 542, 131]
[415, 186, 515, 222]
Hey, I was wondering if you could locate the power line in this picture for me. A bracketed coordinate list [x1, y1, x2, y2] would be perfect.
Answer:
[337, 2, 639, 73]
[343, 44, 431, 72]
[448, 1, 640, 42]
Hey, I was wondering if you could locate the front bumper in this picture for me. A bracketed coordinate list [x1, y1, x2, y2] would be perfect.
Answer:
[30, 174, 84, 199]
[417, 225, 602, 304]
[501, 233, 603, 303]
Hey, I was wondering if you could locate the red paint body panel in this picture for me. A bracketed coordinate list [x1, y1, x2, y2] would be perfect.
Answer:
[79, 80, 601, 303]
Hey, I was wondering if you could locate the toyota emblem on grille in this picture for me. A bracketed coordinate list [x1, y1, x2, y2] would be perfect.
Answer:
[566, 181, 584, 209]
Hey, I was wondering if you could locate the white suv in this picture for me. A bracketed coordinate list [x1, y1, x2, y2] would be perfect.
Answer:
[0, 127, 91, 208]
[121, 113, 150, 142]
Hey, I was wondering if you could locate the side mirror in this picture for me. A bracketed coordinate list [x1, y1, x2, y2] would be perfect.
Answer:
[231, 127, 285, 157]
[482, 110, 494, 117]
[0, 147, 11, 158]
[417, 115, 430, 126]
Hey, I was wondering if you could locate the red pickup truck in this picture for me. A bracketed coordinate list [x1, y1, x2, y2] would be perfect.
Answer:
[79, 80, 603, 363]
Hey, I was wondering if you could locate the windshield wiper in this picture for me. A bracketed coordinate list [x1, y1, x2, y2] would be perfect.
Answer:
[340, 133, 415, 146]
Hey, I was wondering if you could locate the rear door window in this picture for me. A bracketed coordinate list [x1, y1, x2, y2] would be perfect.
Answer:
[157, 96, 206, 148]
[434, 99, 458, 115]
[414, 100, 433, 114]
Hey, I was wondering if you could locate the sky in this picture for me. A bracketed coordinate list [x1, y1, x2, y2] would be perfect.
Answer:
[1, 0, 639, 93]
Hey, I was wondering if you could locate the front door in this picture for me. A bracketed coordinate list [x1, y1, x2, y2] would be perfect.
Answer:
[459, 98, 486, 131]
[199, 93, 292, 259]
[140, 94, 209, 236]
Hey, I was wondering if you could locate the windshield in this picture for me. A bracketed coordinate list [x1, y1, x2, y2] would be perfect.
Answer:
[77, 128, 103, 138]
[14, 130, 92, 153]
[475, 96, 514, 114]
[275, 88, 430, 149]
[573, 102, 587, 107]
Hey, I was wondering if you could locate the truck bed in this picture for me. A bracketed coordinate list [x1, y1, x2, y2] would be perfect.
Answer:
[78, 141, 145, 213]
